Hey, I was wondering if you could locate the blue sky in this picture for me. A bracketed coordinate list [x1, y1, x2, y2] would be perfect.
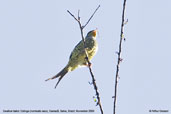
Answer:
[0, 0, 171, 114]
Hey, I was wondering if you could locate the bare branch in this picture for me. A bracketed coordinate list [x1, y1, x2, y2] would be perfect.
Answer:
[67, 5, 103, 114]
[83, 5, 100, 29]
[67, 10, 79, 22]
[78, 10, 80, 20]
[113, 0, 127, 114]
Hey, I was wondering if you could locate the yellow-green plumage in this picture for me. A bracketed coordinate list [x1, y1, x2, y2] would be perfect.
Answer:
[45, 30, 98, 88]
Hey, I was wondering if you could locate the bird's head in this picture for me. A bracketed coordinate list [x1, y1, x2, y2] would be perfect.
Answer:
[86, 30, 97, 38]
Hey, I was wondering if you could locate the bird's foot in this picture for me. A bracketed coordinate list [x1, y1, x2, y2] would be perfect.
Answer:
[85, 62, 92, 68]
[88, 62, 92, 67]
[83, 61, 92, 68]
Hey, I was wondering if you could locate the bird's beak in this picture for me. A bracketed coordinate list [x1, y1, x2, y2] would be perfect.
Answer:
[92, 30, 97, 37]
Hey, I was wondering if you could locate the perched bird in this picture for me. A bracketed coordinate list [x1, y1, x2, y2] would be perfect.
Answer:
[45, 30, 98, 88]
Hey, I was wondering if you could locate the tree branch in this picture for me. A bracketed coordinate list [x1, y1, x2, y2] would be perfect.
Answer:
[82, 5, 100, 29]
[113, 0, 127, 114]
[67, 5, 103, 114]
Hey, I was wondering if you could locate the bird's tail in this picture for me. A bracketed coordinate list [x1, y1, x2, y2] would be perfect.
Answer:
[45, 66, 69, 88]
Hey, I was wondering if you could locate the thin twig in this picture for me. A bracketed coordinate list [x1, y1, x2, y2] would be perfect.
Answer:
[82, 5, 100, 29]
[113, 0, 127, 114]
[67, 5, 103, 114]
[67, 10, 79, 22]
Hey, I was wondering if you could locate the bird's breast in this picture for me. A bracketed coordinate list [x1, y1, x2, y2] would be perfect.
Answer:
[85, 39, 98, 60]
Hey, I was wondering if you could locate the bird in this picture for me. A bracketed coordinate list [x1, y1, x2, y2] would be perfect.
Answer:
[45, 30, 98, 88]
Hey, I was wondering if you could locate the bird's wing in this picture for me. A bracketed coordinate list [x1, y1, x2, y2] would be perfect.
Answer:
[69, 40, 84, 60]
